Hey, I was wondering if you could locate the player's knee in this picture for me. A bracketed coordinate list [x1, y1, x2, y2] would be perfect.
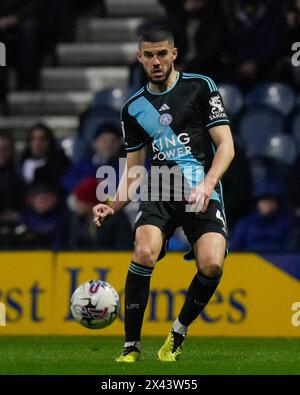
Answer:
[133, 245, 157, 267]
[200, 262, 223, 278]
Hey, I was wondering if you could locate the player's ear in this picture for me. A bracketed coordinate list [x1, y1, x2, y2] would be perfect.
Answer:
[137, 51, 143, 64]
[172, 47, 178, 61]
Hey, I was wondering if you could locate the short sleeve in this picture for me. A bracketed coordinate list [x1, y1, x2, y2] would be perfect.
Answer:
[121, 106, 148, 152]
[202, 81, 230, 129]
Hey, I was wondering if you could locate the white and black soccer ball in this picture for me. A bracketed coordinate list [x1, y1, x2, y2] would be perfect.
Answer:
[70, 280, 119, 329]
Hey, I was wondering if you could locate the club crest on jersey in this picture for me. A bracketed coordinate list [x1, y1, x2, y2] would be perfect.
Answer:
[159, 113, 173, 126]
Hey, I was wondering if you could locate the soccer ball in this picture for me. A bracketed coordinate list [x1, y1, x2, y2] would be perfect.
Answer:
[70, 280, 119, 329]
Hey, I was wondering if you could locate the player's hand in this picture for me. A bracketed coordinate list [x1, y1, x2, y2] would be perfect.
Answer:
[188, 176, 216, 213]
[92, 203, 114, 228]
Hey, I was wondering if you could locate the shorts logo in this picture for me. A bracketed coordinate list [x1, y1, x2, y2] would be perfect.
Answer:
[121, 121, 126, 139]
[135, 211, 142, 223]
[216, 209, 227, 234]
[159, 113, 173, 126]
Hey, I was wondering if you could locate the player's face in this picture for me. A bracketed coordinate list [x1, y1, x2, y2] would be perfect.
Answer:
[138, 41, 178, 85]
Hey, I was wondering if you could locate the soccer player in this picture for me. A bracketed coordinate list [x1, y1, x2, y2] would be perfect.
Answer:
[93, 26, 235, 362]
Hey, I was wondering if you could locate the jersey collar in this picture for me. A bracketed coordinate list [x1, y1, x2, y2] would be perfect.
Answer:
[146, 71, 180, 96]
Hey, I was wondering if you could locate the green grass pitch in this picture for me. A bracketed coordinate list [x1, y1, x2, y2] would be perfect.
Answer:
[0, 337, 299, 375]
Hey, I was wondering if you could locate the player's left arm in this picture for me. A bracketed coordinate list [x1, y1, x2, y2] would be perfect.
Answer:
[189, 124, 235, 212]
[206, 123, 235, 200]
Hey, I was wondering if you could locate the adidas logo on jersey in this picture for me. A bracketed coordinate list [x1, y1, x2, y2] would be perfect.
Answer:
[159, 104, 170, 111]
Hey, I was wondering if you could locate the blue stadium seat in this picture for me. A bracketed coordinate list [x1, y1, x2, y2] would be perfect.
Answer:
[73, 105, 121, 162]
[218, 84, 243, 118]
[249, 157, 268, 190]
[245, 83, 296, 116]
[249, 156, 293, 192]
[72, 87, 136, 162]
[259, 132, 297, 166]
[238, 108, 284, 157]
[91, 87, 136, 112]
[248, 133, 297, 190]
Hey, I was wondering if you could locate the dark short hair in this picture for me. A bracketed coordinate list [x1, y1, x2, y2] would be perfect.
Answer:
[138, 25, 174, 49]
[94, 121, 121, 140]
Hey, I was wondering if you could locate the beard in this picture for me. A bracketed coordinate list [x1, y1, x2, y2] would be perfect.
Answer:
[146, 64, 173, 86]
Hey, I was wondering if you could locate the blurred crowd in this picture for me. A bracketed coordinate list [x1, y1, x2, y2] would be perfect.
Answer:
[0, 0, 300, 112]
[0, 123, 133, 251]
[0, 0, 300, 253]
[130, 0, 300, 90]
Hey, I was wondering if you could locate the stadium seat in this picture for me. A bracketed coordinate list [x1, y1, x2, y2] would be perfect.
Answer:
[259, 132, 297, 166]
[238, 108, 284, 157]
[218, 84, 243, 118]
[91, 87, 136, 112]
[73, 105, 121, 161]
[249, 136, 297, 191]
[245, 83, 296, 116]
[72, 87, 135, 162]
[249, 157, 268, 190]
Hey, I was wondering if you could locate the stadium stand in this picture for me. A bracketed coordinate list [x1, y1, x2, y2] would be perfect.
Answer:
[245, 83, 296, 116]
[0, 0, 163, 142]
[238, 107, 284, 157]
[0, 0, 299, 251]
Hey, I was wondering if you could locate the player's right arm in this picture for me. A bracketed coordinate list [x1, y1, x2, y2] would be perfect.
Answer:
[93, 147, 146, 227]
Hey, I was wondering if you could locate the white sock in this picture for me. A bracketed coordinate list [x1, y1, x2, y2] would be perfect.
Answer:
[172, 318, 188, 336]
[124, 341, 141, 350]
